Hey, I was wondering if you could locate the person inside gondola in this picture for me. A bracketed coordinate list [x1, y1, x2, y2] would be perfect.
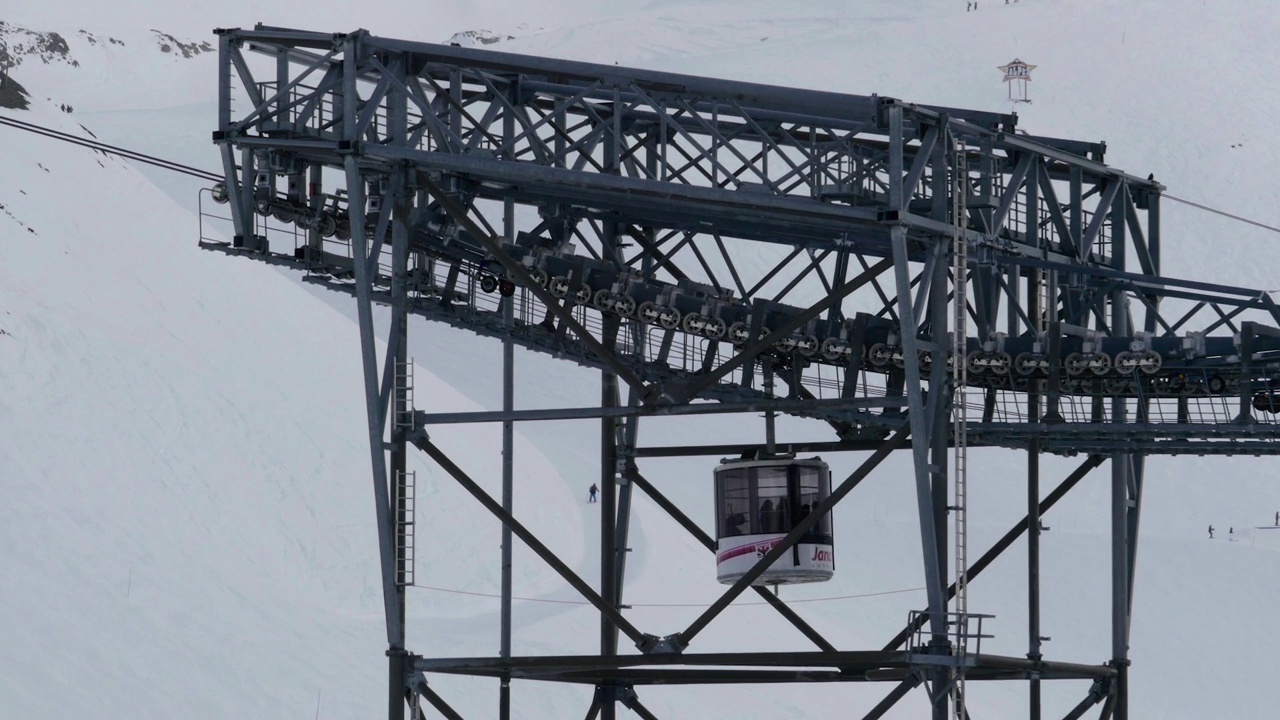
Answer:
[758, 498, 775, 533]
[724, 511, 746, 537]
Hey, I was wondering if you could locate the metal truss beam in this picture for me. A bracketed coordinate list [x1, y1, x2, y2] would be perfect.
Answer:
[412, 650, 1116, 683]
[413, 396, 904, 425]
[968, 423, 1280, 455]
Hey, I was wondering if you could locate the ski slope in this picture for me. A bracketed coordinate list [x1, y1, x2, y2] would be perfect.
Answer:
[4, 1, 1280, 718]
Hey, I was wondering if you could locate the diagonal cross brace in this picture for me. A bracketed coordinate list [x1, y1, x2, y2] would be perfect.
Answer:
[408, 672, 466, 720]
[881, 454, 1105, 652]
[859, 674, 924, 720]
[411, 435, 650, 647]
[1080, 181, 1122, 260]
[989, 152, 1035, 239]
[233, 47, 340, 131]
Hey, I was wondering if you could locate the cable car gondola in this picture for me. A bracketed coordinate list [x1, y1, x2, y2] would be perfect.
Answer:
[713, 455, 834, 585]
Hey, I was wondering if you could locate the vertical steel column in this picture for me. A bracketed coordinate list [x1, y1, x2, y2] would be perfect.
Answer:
[216, 32, 232, 131]
[928, 218, 953, 720]
[600, 373, 619, 720]
[387, 52, 411, 720]
[764, 364, 777, 454]
[388, 192, 410, 720]
[275, 47, 290, 130]
[215, 33, 250, 241]
[599, 87, 622, 720]
[238, 146, 256, 248]
[1066, 167, 1084, 320]
[886, 102, 947, 720]
[498, 88, 517, 720]
[1148, 192, 1160, 276]
[1109, 183, 1131, 720]
[608, 127, 658, 624]
[928, 130, 952, 710]
[341, 38, 399, 644]
[1126, 455, 1145, 620]
[613, 129, 659, 609]
[931, 124, 952, 621]
[1111, 450, 1131, 720]
[1145, 192, 1161, 334]
[1024, 156, 1044, 720]
[341, 43, 407, 720]
[338, 34, 404, 720]
[1027, 418, 1043, 720]
[613, 392, 638, 605]
[928, 237, 949, 627]
[1126, 184, 1154, 711]
[306, 163, 323, 260]
[973, 136, 997, 340]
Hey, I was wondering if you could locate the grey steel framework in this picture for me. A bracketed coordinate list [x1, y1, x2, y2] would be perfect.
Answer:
[202, 25, 1280, 720]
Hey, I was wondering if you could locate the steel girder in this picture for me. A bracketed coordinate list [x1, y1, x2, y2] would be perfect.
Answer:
[410, 650, 1117, 684]
[207, 25, 1280, 456]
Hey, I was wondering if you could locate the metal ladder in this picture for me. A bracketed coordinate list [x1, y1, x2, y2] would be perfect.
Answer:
[393, 357, 416, 587]
[396, 470, 417, 587]
[950, 145, 971, 720]
[394, 358, 416, 430]
[1036, 267, 1049, 335]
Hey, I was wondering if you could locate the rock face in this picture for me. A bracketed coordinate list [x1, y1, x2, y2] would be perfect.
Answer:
[150, 30, 213, 59]
[0, 21, 79, 70]
[0, 73, 30, 110]
[0, 21, 212, 74]
[446, 29, 516, 47]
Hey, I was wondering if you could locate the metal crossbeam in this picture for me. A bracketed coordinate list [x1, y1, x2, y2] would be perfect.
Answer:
[411, 650, 1116, 683]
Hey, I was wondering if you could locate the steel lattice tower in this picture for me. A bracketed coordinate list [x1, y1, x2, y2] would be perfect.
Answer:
[202, 26, 1280, 720]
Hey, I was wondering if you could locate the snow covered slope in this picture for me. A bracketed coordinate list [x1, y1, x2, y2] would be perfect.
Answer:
[5, 1, 1280, 718]
[0, 82, 588, 720]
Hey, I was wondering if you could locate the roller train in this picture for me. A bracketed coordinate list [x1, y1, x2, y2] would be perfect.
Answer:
[217, 178, 1280, 412]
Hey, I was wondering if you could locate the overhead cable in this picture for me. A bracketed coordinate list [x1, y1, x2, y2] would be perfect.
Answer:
[1163, 193, 1280, 235]
[0, 115, 222, 182]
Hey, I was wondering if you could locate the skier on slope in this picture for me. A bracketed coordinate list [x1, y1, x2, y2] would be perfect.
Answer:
[1208, 525, 1214, 539]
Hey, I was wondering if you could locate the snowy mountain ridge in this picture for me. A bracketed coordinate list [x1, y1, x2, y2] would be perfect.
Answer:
[5, 1, 1280, 718]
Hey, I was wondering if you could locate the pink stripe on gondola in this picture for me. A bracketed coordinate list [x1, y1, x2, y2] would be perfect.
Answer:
[716, 537, 783, 563]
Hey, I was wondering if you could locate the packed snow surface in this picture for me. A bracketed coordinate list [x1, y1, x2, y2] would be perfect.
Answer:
[4, 1, 1280, 718]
